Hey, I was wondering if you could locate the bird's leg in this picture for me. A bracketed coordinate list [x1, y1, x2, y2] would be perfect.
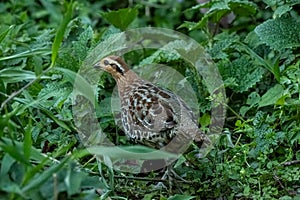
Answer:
[168, 167, 189, 182]
[154, 161, 189, 192]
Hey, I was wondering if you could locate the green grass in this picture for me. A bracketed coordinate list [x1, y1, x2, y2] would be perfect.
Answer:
[0, 0, 299, 199]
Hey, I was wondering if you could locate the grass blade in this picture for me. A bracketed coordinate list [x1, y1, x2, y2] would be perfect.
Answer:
[51, 1, 76, 67]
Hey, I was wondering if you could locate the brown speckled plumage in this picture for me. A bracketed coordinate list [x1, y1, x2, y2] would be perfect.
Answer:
[94, 55, 207, 154]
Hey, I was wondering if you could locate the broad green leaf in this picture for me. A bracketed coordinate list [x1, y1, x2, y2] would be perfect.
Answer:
[0, 182, 23, 197]
[56, 25, 94, 71]
[262, 0, 278, 7]
[243, 185, 251, 196]
[207, 1, 229, 12]
[218, 55, 266, 92]
[64, 164, 86, 196]
[179, 0, 256, 31]
[228, 1, 257, 16]
[255, 16, 300, 50]
[35, 81, 71, 109]
[238, 42, 281, 81]
[183, 1, 210, 13]
[240, 92, 261, 116]
[259, 84, 285, 107]
[274, 5, 292, 18]
[246, 92, 260, 106]
[240, 106, 250, 117]
[209, 32, 240, 60]
[0, 154, 15, 178]
[262, 0, 300, 17]
[0, 171, 23, 197]
[245, 31, 264, 48]
[101, 7, 138, 31]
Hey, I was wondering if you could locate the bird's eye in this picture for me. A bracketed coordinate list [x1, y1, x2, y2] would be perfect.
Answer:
[103, 60, 109, 66]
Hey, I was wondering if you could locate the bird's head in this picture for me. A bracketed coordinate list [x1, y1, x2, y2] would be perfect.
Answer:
[94, 55, 130, 80]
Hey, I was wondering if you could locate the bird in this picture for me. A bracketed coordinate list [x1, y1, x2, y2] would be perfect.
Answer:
[94, 55, 210, 171]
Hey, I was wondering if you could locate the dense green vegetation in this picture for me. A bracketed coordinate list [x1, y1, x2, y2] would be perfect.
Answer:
[0, 0, 299, 199]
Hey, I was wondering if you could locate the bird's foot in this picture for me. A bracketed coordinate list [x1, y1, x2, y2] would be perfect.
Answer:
[153, 167, 188, 193]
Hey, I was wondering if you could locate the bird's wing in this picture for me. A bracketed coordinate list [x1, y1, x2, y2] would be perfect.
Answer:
[127, 84, 181, 133]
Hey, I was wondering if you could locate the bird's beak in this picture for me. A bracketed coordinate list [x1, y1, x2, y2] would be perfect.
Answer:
[94, 61, 102, 69]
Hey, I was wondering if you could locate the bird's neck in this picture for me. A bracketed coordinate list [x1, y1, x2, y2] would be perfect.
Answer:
[116, 70, 143, 92]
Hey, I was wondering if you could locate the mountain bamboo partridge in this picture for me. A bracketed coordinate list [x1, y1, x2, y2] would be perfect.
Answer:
[94, 55, 209, 163]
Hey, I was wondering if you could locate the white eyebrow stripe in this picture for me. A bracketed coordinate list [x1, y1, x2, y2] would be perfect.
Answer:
[110, 60, 125, 74]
